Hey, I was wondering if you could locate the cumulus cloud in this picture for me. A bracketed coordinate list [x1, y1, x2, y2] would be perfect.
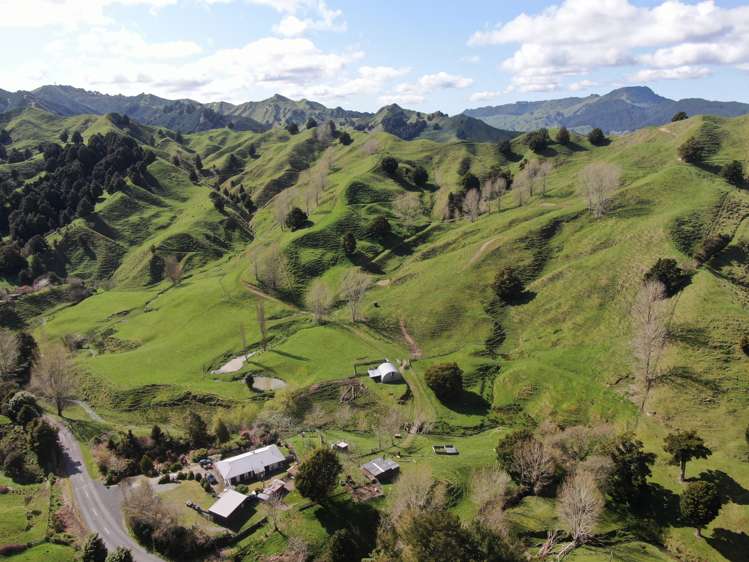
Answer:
[469, 90, 502, 103]
[468, 0, 749, 92]
[273, 0, 346, 36]
[631, 65, 712, 81]
[0, 0, 178, 27]
[568, 79, 598, 91]
[382, 71, 473, 106]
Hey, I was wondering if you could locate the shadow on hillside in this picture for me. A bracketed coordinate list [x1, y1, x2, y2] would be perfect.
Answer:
[504, 290, 537, 307]
[534, 146, 559, 158]
[706, 529, 749, 562]
[563, 141, 587, 153]
[609, 197, 654, 219]
[315, 499, 380, 559]
[349, 252, 384, 275]
[269, 349, 309, 362]
[699, 470, 749, 505]
[661, 366, 721, 395]
[693, 161, 722, 175]
[445, 390, 491, 416]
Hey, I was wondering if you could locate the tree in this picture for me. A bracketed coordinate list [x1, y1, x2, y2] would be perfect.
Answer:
[607, 435, 655, 506]
[306, 279, 333, 324]
[678, 136, 704, 164]
[557, 470, 603, 551]
[164, 255, 183, 286]
[194, 154, 203, 171]
[285, 207, 308, 231]
[340, 270, 371, 322]
[664, 430, 712, 482]
[341, 232, 357, 256]
[186, 412, 209, 448]
[556, 127, 571, 144]
[272, 191, 293, 230]
[215, 418, 230, 443]
[497, 140, 513, 158]
[393, 192, 424, 227]
[104, 548, 133, 562]
[462, 188, 481, 222]
[511, 438, 556, 495]
[680, 481, 722, 537]
[209, 191, 225, 212]
[71, 131, 83, 145]
[672, 111, 689, 122]
[319, 528, 358, 562]
[482, 174, 508, 213]
[401, 510, 476, 562]
[139, 454, 154, 475]
[424, 362, 463, 402]
[0, 329, 19, 379]
[461, 173, 480, 192]
[368, 215, 391, 239]
[492, 267, 524, 303]
[6, 391, 41, 423]
[306, 117, 318, 129]
[579, 161, 621, 218]
[285, 122, 300, 135]
[412, 165, 428, 187]
[261, 493, 285, 535]
[338, 131, 353, 146]
[526, 129, 550, 153]
[82, 533, 108, 562]
[31, 343, 75, 417]
[470, 466, 512, 531]
[29, 418, 61, 471]
[76, 197, 95, 218]
[631, 281, 667, 413]
[588, 128, 607, 146]
[295, 448, 342, 503]
[644, 258, 691, 297]
[720, 160, 744, 187]
[58, 130, 69, 143]
[381, 156, 398, 176]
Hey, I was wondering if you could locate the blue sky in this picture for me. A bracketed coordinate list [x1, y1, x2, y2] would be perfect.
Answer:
[1, 0, 748, 113]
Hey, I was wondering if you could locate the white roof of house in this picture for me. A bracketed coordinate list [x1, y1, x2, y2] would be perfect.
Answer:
[209, 489, 248, 518]
[368, 361, 399, 379]
[216, 444, 286, 480]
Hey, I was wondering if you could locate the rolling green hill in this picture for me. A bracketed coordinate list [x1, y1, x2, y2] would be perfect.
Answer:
[1, 106, 748, 561]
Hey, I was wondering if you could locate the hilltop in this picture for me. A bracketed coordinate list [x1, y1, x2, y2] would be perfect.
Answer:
[464, 86, 749, 133]
[0, 105, 748, 561]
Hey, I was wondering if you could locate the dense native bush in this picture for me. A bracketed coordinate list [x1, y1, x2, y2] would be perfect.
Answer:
[2, 132, 155, 243]
[644, 258, 691, 297]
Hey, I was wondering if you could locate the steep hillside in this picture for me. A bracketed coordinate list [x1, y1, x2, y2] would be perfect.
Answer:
[2, 108, 748, 561]
[464, 86, 749, 133]
[368, 103, 516, 142]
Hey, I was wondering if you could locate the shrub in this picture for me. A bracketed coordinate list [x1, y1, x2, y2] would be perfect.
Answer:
[424, 362, 463, 402]
[587, 128, 606, 146]
[644, 258, 691, 297]
[285, 207, 308, 231]
[556, 127, 570, 144]
[678, 136, 704, 164]
[672, 111, 688, 122]
[720, 160, 744, 187]
[169, 462, 182, 472]
[235, 484, 248, 494]
[195, 472, 202, 482]
[176, 472, 186, 480]
[306, 118, 318, 129]
[157, 474, 172, 484]
[342, 232, 357, 255]
[285, 122, 300, 135]
[492, 267, 525, 303]
[338, 132, 353, 146]
[187, 471, 195, 480]
[680, 481, 722, 536]
[368, 215, 391, 239]
[460, 173, 480, 192]
[412, 165, 428, 187]
[526, 129, 550, 153]
[458, 157, 472, 176]
[381, 156, 398, 176]
[296, 448, 342, 502]
[497, 140, 513, 158]
[695, 234, 730, 263]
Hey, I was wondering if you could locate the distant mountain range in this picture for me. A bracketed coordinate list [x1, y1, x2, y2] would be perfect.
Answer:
[462, 86, 749, 133]
[3, 84, 748, 140]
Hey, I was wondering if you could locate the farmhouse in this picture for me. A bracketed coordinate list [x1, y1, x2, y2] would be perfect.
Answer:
[361, 457, 400, 482]
[367, 361, 403, 383]
[208, 489, 249, 525]
[216, 444, 287, 486]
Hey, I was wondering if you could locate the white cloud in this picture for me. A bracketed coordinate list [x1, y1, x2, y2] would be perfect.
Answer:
[568, 79, 598, 91]
[0, 0, 178, 27]
[469, 90, 502, 103]
[418, 72, 473, 90]
[273, 0, 345, 36]
[378, 93, 425, 106]
[62, 27, 202, 60]
[468, 0, 749, 91]
[631, 66, 712, 82]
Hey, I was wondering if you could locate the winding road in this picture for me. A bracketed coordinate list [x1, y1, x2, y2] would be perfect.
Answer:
[56, 422, 162, 562]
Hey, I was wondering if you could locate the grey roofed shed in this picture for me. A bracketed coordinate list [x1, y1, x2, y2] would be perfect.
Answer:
[361, 457, 400, 481]
[208, 489, 249, 521]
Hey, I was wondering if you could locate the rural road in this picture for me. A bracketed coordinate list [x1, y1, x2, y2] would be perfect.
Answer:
[56, 422, 163, 562]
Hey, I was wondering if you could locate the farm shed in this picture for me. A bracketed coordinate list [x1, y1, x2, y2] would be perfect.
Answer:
[208, 489, 249, 525]
[361, 457, 400, 482]
[216, 444, 287, 486]
[367, 361, 403, 383]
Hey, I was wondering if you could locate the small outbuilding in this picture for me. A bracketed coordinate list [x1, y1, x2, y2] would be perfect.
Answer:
[361, 457, 400, 482]
[432, 444, 459, 455]
[367, 361, 403, 384]
[331, 441, 349, 452]
[208, 489, 249, 525]
[257, 479, 288, 502]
